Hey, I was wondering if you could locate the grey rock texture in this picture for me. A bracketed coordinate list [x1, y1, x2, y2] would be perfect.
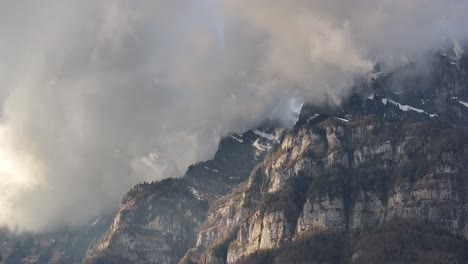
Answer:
[82, 127, 284, 264]
[2, 50, 468, 264]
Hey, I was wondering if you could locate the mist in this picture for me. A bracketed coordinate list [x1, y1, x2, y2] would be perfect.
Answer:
[0, 0, 466, 231]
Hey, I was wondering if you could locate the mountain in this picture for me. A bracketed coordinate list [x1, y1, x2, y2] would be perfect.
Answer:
[0, 217, 112, 264]
[1, 49, 468, 264]
[0, 125, 284, 264]
[184, 115, 468, 263]
[85, 49, 468, 264]
[81, 126, 285, 264]
[178, 50, 468, 264]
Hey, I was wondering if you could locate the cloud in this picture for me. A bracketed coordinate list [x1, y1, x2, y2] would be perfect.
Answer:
[0, 0, 466, 231]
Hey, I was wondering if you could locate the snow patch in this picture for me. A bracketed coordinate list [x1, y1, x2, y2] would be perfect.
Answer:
[230, 135, 244, 143]
[307, 114, 320, 122]
[393, 90, 406, 95]
[387, 99, 425, 113]
[371, 71, 384, 80]
[252, 139, 272, 152]
[459, 101, 468, 108]
[190, 187, 202, 200]
[252, 129, 278, 142]
[452, 97, 468, 108]
[92, 218, 101, 226]
[382, 98, 438, 117]
[333, 117, 349, 123]
[205, 166, 220, 173]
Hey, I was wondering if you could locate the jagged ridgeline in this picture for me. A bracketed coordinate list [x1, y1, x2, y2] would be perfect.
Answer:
[2, 52, 468, 263]
[83, 51, 468, 264]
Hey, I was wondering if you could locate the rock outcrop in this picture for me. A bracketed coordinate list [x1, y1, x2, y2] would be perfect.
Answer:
[0, 216, 112, 264]
[182, 51, 468, 264]
[2, 49, 468, 264]
[229, 116, 468, 263]
[82, 127, 285, 264]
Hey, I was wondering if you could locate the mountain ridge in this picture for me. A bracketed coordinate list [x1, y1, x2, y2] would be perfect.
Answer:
[1, 50, 468, 264]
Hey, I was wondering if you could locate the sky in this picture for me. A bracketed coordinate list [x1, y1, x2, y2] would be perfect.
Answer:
[0, 0, 467, 231]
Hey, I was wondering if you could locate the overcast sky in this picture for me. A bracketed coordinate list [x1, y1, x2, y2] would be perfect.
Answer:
[0, 0, 467, 231]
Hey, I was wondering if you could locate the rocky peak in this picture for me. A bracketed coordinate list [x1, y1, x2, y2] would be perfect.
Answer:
[82, 126, 285, 264]
[184, 115, 468, 264]
[3, 51, 468, 264]
[180, 52, 468, 264]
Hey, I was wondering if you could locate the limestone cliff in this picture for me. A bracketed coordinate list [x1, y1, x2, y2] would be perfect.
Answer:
[3, 50, 468, 264]
[224, 116, 468, 263]
[82, 127, 285, 264]
[182, 51, 468, 264]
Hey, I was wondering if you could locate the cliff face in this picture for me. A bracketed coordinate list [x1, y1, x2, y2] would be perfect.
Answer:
[82, 127, 285, 264]
[224, 117, 468, 263]
[84, 50, 468, 264]
[181, 51, 468, 264]
[82, 179, 209, 264]
[0, 217, 112, 264]
[2, 51, 468, 264]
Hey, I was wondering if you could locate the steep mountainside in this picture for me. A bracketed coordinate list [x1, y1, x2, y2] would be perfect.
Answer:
[0, 217, 112, 264]
[188, 115, 468, 263]
[1, 50, 468, 264]
[82, 127, 285, 264]
[179, 51, 468, 264]
[0, 126, 284, 264]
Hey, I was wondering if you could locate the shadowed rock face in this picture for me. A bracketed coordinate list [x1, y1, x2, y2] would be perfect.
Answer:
[180, 52, 468, 264]
[0, 217, 112, 264]
[3, 52, 468, 264]
[82, 126, 284, 264]
[0, 122, 282, 264]
[82, 179, 209, 264]
[223, 117, 468, 263]
[236, 219, 468, 264]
